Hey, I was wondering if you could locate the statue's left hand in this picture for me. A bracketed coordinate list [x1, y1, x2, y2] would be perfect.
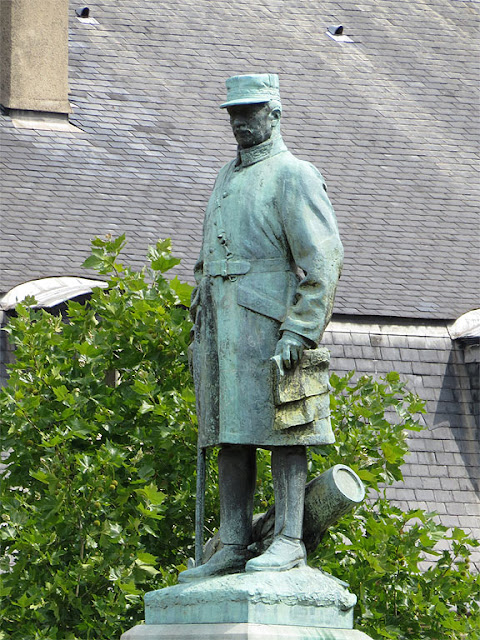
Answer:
[275, 331, 307, 370]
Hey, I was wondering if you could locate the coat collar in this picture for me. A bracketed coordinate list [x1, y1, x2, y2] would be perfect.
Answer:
[236, 135, 287, 168]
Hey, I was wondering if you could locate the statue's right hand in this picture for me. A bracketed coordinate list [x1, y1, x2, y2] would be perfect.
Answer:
[274, 331, 306, 371]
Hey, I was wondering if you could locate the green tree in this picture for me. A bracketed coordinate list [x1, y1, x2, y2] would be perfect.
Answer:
[0, 236, 207, 639]
[0, 237, 478, 639]
[310, 373, 480, 639]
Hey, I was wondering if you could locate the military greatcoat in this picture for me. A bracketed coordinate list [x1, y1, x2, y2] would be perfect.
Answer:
[192, 135, 343, 449]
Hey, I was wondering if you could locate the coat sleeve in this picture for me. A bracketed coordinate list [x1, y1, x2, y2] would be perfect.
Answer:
[279, 160, 343, 346]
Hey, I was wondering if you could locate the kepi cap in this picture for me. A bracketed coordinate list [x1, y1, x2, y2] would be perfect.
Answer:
[221, 73, 280, 108]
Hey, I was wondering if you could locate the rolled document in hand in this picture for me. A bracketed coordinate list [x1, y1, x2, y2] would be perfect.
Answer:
[271, 347, 331, 431]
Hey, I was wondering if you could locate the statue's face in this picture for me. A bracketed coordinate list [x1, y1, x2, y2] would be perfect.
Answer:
[227, 103, 278, 149]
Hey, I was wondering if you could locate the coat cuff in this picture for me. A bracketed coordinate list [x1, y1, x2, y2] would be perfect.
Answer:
[280, 328, 316, 349]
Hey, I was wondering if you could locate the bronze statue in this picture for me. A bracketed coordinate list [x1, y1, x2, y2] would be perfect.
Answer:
[180, 73, 343, 581]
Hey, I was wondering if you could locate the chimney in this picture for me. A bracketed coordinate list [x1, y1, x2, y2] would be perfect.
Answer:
[0, 0, 71, 118]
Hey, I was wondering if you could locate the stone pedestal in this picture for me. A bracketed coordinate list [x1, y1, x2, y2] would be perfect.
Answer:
[121, 568, 374, 640]
[121, 623, 373, 639]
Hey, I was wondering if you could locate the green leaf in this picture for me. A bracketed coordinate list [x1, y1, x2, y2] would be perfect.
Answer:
[170, 277, 194, 306]
[148, 239, 181, 273]
[53, 385, 70, 402]
[118, 581, 143, 596]
[30, 469, 50, 484]
[136, 484, 166, 506]
[385, 371, 400, 383]
[356, 468, 379, 486]
[408, 399, 426, 413]
[14, 593, 32, 608]
[134, 558, 160, 576]
[381, 441, 404, 464]
[0, 585, 12, 597]
[104, 522, 123, 539]
[82, 255, 105, 270]
[139, 400, 154, 414]
[108, 566, 123, 582]
[136, 552, 157, 565]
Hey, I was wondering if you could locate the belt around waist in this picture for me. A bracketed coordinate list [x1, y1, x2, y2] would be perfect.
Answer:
[204, 258, 290, 277]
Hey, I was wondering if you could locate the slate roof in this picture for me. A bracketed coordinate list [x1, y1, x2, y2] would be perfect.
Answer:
[323, 319, 480, 567]
[0, 0, 479, 320]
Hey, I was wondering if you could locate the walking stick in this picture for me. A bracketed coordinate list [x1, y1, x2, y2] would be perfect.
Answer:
[195, 444, 206, 567]
[191, 295, 206, 567]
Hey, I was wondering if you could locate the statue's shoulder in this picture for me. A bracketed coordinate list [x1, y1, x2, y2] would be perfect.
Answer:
[275, 150, 326, 185]
[221, 158, 236, 172]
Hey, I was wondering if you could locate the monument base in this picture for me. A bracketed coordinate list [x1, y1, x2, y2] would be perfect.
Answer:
[121, 567, 375, 639]
[121, 623, 373, 639]
[143, 567, 356, 627]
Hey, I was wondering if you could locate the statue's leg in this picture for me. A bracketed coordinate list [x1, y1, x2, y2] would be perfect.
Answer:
[178, 444, 256, 582]
[272, 445, 307, 539]
[246, 445, 307, 572]
[219, 444, 256, 545]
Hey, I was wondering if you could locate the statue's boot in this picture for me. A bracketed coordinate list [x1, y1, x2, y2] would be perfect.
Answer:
[245, 534, 306, 571]
[178, 543, 248, 582]
[246, 446, 307, 572]
[178, 445, 256, 582]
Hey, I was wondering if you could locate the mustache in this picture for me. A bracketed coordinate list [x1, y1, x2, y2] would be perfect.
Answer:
[233, 126, 253, 135]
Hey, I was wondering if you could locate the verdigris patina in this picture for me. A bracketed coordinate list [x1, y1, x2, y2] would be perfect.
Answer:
[180, 73, 344, 581]
[119, 73, 376, 640]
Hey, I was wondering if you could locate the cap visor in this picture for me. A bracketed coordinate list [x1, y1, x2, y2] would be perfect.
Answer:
[220, 97, 270, 108]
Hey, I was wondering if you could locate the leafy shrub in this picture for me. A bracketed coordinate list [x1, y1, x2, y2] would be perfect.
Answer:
[0, 237, 478, 639]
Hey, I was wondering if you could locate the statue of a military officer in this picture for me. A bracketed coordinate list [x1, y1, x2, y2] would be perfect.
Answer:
[180, 74, 343, 581]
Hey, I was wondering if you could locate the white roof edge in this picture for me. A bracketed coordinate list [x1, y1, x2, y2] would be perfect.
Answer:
[0, 277, 108, 311]
[448, 309, 480, 340]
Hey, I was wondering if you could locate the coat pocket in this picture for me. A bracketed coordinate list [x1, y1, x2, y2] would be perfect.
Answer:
[237, 277, 288, 322]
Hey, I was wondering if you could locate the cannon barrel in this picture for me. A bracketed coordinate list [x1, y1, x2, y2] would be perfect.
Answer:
[302, 464, 365, 552]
